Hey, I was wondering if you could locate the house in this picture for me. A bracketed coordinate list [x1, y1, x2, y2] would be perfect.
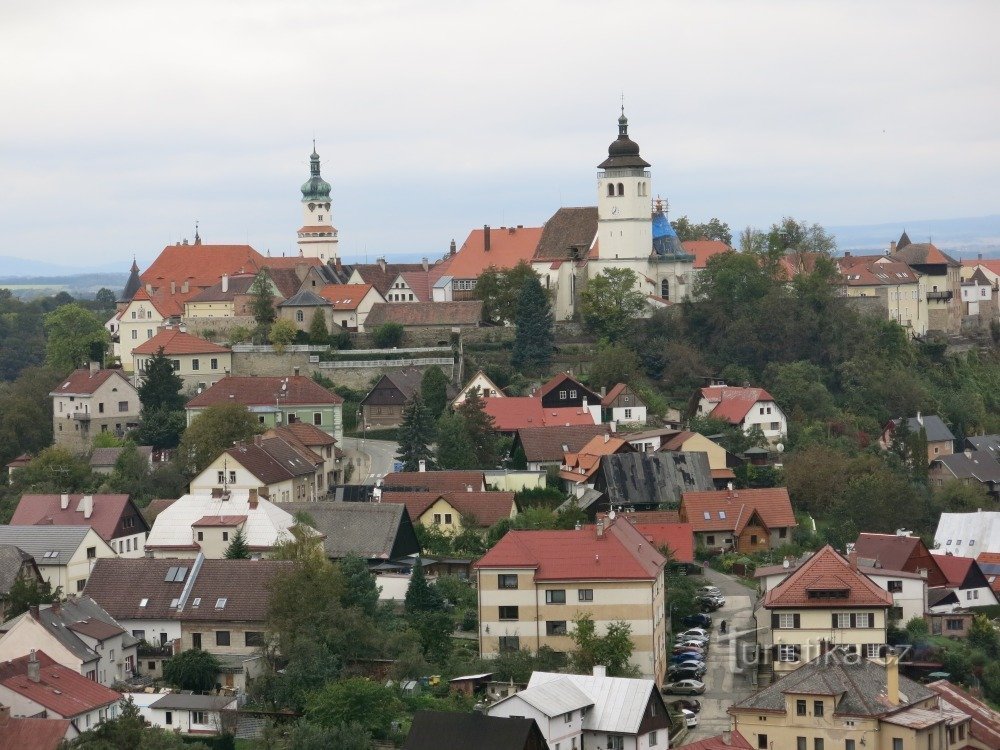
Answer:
[601, 382, 647, 425]
[591, 451, 713, 515]
[930, 450, 1000, 502]
[381, 469, 486, 493]
[380, 490, 517, 532]
[0, 597, 139, 686]
[189, 435, 323, 502]
[128, 691, 237, 736]
[403, 710, 547, 750]
[452, 370, 504, 408]
[926, 679, 1000, 749]
[622, 427, 682, 453]
[838, 255, 929, 336]
[0, 705, 71, 750]
[559, 434, 633, 495]
[364, 300, 484, 330]
[90, 445, 153, 475]
[266, 421, 344, 488]
[345, 260, 434, 297]
[185, 375, 344, 441]
[658, 430, 740, 486]
[12, 493, 150, 558]
[880, 412, 956, 462]
[360, 368, 435, 429]
[852, 531, 948, 587]
[0, 526, 115, 596]
[757, 545, 892, 674]
[679, 487, 797, 553]
[383, 270, 436, 303]
[181, 272, 259, 319]
[144, 489, 312, 559]
[50, 364, 141, 452]
[474, 516, 668, 682]
[445, 225, 544, 298]
[487, 666, 671, 750]
[281, 501, 420, 563]
[316, 283, 384, 331]
[934, 510, 1000, 557]
[132, 327, 232, 391]
[683, 238, 732, 270]
[535, 372, 602, 415]
[960, 269, 996, 316]
[0, 546, 43, 621]
[483, 397, 598, 434]
[0, 650, 121, 738]
[890, 234, 963, 333]
[729, 648, 972, 750]
[5, 453, 31, 480]
[695, 383, 787, 442]
[930, 553, 998, 611]
[513, 424, 610, 471]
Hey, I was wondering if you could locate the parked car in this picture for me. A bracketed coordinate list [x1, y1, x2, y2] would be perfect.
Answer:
[682, 613, 712, 627]
[698, 586, 723, 597]
[669, 666, 706, 681]
[677, 639, 708, 650]
[663, 679, 706, 695]
[697, 596, 724, 612]
[681, 709, 699, 728]
[679, 628, 710, 639]
[669, 655, 704, 667]
[667, 698, 702, 714]
[672, 646, 705, 656]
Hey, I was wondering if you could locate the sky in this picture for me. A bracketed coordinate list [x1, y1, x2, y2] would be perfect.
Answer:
[2, 0, 998, 271]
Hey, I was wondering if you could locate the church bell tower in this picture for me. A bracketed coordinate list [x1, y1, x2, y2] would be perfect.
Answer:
[596, 111, 652, 259]
[296, 145, 339, 262]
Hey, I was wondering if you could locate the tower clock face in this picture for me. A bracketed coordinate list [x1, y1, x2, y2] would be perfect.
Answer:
[611, 206, 620, 216]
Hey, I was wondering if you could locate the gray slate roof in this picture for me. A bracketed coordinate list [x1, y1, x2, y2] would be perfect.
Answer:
[596, 451, 713, 507]
[282, 501, 420, 560]
[965, 434, 1000, 454]
[277, 289, 328, 308]
[90, 446, 153, 468]
[150, 693, 236, 711]
[0, 526, 93, 563]
[934, 452, 1000, 483]
[404, 711, 544, 750]
[0, 545, 34, 595]
[892, 415, 955, 444]
[733, 648, 934, 716]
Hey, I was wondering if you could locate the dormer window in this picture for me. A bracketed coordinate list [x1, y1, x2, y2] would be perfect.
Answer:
[719, 511, 726, 520]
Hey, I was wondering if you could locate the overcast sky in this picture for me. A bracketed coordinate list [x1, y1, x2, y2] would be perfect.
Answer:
[2, 0, 997, 270]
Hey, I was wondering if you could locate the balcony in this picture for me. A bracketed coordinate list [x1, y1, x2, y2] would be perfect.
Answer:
[926, 291, 953, 302]
[72, 411, 91, 421]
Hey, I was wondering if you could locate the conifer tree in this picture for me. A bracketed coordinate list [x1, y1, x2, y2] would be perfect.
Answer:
[420, 366, 450, 418]
[511, 275, 553, 375]
[136, 346, 186, 449]
[396, 393, 436, 471]
[435, 411, 476, 470]
[249, 270, 276, 328]
[457, 387, 500, 468]
[309, 308, 330, 345]
[404, 558, 442, 615]
[224, 527, 251, 559]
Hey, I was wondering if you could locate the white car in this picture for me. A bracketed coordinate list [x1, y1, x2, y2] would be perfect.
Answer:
[681, 709, 699, 727]
[663, 678, 706, 695]
[680, 628, 710, 638]
[698, 586, 723, 597]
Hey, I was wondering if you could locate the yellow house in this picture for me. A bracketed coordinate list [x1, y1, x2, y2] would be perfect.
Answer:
[730, 648, 974, 750]
[132, 326, 232, 392]
[379, 490, 517, 533]
[658, 430, 735, 484]
[189, 435, 322, 503]
[0, 526, 116, 596]
[839, 257, 929, 337]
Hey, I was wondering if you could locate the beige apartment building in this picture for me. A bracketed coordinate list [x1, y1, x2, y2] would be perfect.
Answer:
[839, 256, 929, 337]
[474, 516, 667, 683]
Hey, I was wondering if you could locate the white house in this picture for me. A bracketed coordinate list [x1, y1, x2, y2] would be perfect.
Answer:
[50, 364, 141, 452]
[857, 566, 927, 625]
[129, 692, 236, 736]
[0, 526, 116, 596]
[189, 436, 322, 503]
[452, 370, 504, 409]
[696, 384, 788, 442]
[601, 383, 647, 426]
[934, 510, 1000, 556]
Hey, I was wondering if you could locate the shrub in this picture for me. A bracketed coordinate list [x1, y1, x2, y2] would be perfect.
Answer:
[372, 323, 405, 348]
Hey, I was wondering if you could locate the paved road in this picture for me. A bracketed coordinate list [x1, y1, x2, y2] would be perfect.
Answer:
[340, 437, 400, 485]
[676, 569, 759, 745]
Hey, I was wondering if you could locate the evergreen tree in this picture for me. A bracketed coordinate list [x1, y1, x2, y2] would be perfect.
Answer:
[250, 270, 276, 328]
[420, 367, 450, 418]
[338, 554, 380, 617]
[309, 308, 330, 345]
[396, 394, 436, 471]
[138, 347, 185, 412]
[456, 387, 500, 468]
[224, 527, 251, 559]
[511, 275, 553, 375]
[404, 558, 442, 615]
[435, 411, 476, 469]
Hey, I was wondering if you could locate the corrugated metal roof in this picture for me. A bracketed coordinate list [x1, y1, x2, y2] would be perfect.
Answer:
[527, 671, 658, 734]
[935, 511, 1000, 557]
[494, 676, 592, 715]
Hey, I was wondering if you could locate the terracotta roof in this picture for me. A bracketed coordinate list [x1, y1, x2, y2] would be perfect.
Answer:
[474, 516, 665, 581]
[139, 244, 267, 315]
[382, 470, 485, 493]
[270, 421, 337, 447]
[381, 491, 516, 527]
[840, 260, 919, 287]
[12, 494, 147, 542]
[179, 558, 294, 622]
[533, 207, 598, 261]
[561, 435, 633, 483]
[317, 283, 377, 310]
[700, 385, 777, 424]
[263, 255, 324, 270]
[763, 546, 893, 608]
[931, 553, 976, 587]
[184, 273, 256, 303]
[350, 262, 429, 296]
[399, 271, 434, 302]
[630, 522, 695, 563]
[536, 372, 600, 402]
[364, 301, 483, 327]
[660, 430, 700, 451]
[892, 242, 960, 268]
[852, 533, 945, 585]
[601, 383, 627, 407]
[678, 732, 753, 750]
[681, 488, 796, 533]
[49, 368, 129, 397]
[620, 510, 681, 524]
[839, 253, 890, 268]
[681, 240, 732, 269]
[449, 225, 543, 279]
[926, 679, 1000, 747]
[484, 397, 597, 432]
[222, 436, 318, 484]
[132, 327, 230, 355]
[516, 424, 610, 463]
[0, 715, 71, 750]
[0, 650, 119, 718]
[186, 375, 343, 408]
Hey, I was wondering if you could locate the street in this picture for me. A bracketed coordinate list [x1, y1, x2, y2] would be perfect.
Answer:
[677, 567, 759, 744]
[339, 436, 400, 485]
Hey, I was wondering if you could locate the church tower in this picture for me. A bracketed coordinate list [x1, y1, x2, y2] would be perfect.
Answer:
[596, 111, 652, 259]
[296, 145, 339, 262]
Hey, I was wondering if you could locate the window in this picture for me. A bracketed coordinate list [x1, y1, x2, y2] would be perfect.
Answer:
[87, 546, 97, 559]
[569, 389, 577, 399]
[758, 736, 768, 750]
[545, 589, 566, 604]
[499, 606, 519, 620]
[846, 741, 856, 750]
[118, 401, 129, 412]
[624, 408, 632, 419]
[751, 534, 759, 545]
[608, 736, 624, 750]
[434, 513, 442, 524]
[706, 535, 715, 545]
[313, 412, 322, 425]
[191, 711, 207, 725]
[498, 635, 520, 652]
[578, 589, 594, 602]
[132, 629, 145, 640]
[893, 741, 903, 750]
[147, 329, 153, 338]
[98, 402, 105, 413]
[229, 470, 236, 483]
[814, 700, 824, 717]
[131, 330, 138, 340]
[197, 531, 204, 541]
[499, 574, 518, 589]
[648, 731, 657, 746]
[814, 740, 824, 750]
[865, 644, 881, 658]
[546, 621, 568, 636]
[778, 613, 799, 629]
[218, 471, 225, 483]
[216, 631, 231, 646]
[796, 699, 807, 716]
[770, 422, 780, 431]
[296, 310, 304, 322]
[778, 644, 799, 662]
[210, 358, 218, 370]
[661, 279, 670, 299]
[245, 631, 264, 647]
[444, 513, 453, 524]
[834, 612, 873, 628]
[171, 359, 180, 370]
[222, 531, 229, 542]
[946, 618, 963, 631]
[191, 358, 200, 371]
[77, 579, 86, 592]
[192, 633, 202, 649]
[718, 511, 726, 520]
[779, 528, 787, 538]
[165, 711, 172, 725]
[797, 739, 807, 750]
[608, 183, 615, 197]
[559, 390, 567, 399]
[616, 182, 624, 196]
[887, 579, 903, 593]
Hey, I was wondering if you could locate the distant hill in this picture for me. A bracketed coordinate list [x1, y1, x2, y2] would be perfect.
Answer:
[0, 272, 128, 300]
[829, 215, 1000, 260]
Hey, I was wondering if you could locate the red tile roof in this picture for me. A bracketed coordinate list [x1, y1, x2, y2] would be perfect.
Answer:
[399, 271, 433, 302]
[852, 533, 946, 586]
[892, 242, 960, 268]
[682, 240, 733, 269]
[0, 715, 71, 750]
[484, 397, 597, 432]
[601, 383, 627, 407]
[516, 424, 610, 463]
[560, 435, 632, 483]
[763, 546, 893, 608]
[680, 488, 796, 534]
[185, 375, 343, 408]
[382, 471, 485, 493]
[317, 283, 377, 310]
[931, 553, 975, 587]
[132, 327, 230, 355]
[12, 494, 143, 542]
[840, 260, 919, 287]
[0, 651, 120, 718]
[269, 421, 337, 447]
[678, 732, 753, 750]
[475, 517, 665, 581]
[263, 255, 324, 270]
[449, 226, 544, 279]
[380, 491, 516, 527]
[700, 386, 776, 424]
[926, 680, 1000, 748]
[620, 510, 681, 524]
[630, 522, 695, 563]
[49, 368, 129, 397]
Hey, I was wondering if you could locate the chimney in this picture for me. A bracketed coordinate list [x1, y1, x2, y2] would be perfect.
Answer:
[377, 257, 386, 272]
[965, 449, 973, 459]
[60, 494, 70, 510]
[418, 459, 426, 472]
[422, 257, 429, 272]
[978, 252, 983, 261]
[258, 486, 269, 499]
[82, 495, 93, 520]
[819, 638, 829, 656]
[722, 730, 732, 746]
[0, 705, 9, 727]
[335, 256, 343, 272]
[222, 274, 229, 293]
[484, 225, 491, 252]
[604, 433, 610, 443]
[249, 489, 259, 510]
[890, 240, 897, 253]
[253, 434, 263, 447]
[582, 397, 588, 411]
[916, 411, 923, 425]
[212, 487, 222, 498]
[609, 421, 616, 433]
[27, 650, 40, 683]
[29, 605, 39, 620]
[596, 520, 605, 538]
[600, 386, 606, 397]
[886, 647, 900, 705]
[844, 251, 852, 258]
[449, 239, 457, 256]
[848, 551, 858, 570]
[88, 360, 100, 374]
[592, 665, 607, 678]
[170, 281, 176, 294]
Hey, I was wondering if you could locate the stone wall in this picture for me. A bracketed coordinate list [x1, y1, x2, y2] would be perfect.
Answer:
[182, 316, 257, 341]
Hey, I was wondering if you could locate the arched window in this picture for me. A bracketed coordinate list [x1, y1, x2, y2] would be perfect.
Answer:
[617, 183, 624, 196]
[661, 279, 670, 300]
[296, 310, 304, 322]
[607, 183, 615, 197]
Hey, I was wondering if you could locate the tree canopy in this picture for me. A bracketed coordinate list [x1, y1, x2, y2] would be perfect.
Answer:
[250, 270, 277, 328]
[176, 403, 262, 475]
[474, 260, 540, 325]
[420, 366, 450, 418]
[670, 216, 733, 245]
[511, 274, 554, 375]
[43, 303, 110, 372]
[396, 393, 436, 472]
[581, 268, 647, 342]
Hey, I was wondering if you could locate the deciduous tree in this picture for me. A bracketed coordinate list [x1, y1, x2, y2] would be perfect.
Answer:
[176, 403, 262, 475]
[670, 216, 733, 245]
[269, 319, 298, 353]
[420, 366, 450, 418]
[163, 649, 221, 692]
[569, 614, 639, 677]
[306, 678, 402, 740]
[475, 261, 540, 325]
[580, 268, 647, 342]
[43, 303, 110, 372]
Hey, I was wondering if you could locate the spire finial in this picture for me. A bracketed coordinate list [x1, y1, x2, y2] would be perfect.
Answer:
[194, 220, 201, 245]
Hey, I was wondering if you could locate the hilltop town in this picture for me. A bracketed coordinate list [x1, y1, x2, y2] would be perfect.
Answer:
[1, 114, 1000, 750]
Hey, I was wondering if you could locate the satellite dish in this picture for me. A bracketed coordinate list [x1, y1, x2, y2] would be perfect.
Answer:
[783, 559, 790, 569]
[775, 443, 785, 453]
[608, 510, 617, 520]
